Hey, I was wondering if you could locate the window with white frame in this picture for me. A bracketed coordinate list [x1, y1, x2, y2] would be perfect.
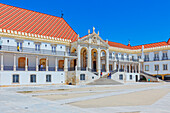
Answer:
[13, 74, 19, 83]
[17, 42, 23, 51]
[46, 74, 51, 82]
[51, 46, 56, 52]
[30, 74, 36, 83]
[138, 55, 141, 59]
[162, 52, 168, 59]
[119, 74, 123, 80]
[154, 53, 159, 59]
[144, 54, 149, 60]
[163, 64, 168, 70]
[155, 65, 159, 71]
[130, 75, 133, 80]
[35, 44, 40, 51]
[145, 65, 149, 71]
[80, 74, 85, 80]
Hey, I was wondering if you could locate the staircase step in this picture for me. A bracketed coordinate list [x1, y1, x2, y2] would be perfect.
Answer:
[87, 78, 122, 85]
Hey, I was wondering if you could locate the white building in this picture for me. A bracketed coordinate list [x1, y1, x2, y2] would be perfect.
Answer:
[0, 3, 169, 86]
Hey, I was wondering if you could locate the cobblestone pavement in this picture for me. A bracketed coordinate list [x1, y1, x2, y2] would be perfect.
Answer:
[0, 83, 170, 113]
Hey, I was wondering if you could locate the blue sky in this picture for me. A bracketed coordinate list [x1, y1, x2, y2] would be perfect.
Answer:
[1, 0, 170, 46]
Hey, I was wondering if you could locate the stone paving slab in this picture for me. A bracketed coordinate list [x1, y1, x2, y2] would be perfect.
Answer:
[0, 83, 170, 113]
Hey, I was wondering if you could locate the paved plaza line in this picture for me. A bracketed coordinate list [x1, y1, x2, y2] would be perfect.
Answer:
[32, 84, 170, 105]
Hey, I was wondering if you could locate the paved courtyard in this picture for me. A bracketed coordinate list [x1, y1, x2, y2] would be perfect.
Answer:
[0, 82, 170, 113]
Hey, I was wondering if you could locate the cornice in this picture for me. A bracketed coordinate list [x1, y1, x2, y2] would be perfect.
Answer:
[0, 28, 71, 46]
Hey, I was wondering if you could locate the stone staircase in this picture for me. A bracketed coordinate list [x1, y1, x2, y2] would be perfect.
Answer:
[140, 71, 164, 82]
[87, 78, 122, 85]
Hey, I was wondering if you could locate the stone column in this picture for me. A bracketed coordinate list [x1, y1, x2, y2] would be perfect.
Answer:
[55, 57, 58, 71]
[65, 46, 68, 56]
[1, 53, 3, 71]
[36, 56, 38, 71]
[46, 57, 48, 71]
[64, 57, 68, 71]
[97, 48, 101, 77]
[13, 54, 16, 71]
[125, 64, 127, 72]
[135, 65, 137, 73]
[113, 61, 116, 70]
[25, 56, 28, 71]
[88, 46, 91, 70]
[106, 48, 109, 73]
[118, 62, 120, 72]
[129, 64, 130, 73]
[77, 45, 81, 70]
[138, 63, 140, 73]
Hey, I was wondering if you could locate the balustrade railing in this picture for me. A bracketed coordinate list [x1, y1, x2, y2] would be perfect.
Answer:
[0, 45, 76, 56]
[4, 66, 13, 71]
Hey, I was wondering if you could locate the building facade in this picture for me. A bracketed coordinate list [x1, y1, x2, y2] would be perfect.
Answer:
[0, 3, 170, 86]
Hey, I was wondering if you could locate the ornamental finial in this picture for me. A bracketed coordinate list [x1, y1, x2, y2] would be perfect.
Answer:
[93, 27, 95, 33]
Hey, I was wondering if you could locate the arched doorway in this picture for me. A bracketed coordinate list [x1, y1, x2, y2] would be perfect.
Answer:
[164, 75, 170, 82]
[101, 50, 106, 72]
[71, 47, 77, 56]
[18, 57, 28, 68]
[58, 60, 64, 71]
[91, 49, 97, 72]
[156, 75, 162, 80]
[80, 47, 87, 70]
[39, 58, 46, 71]
[139, 75, 147, 82]
[70, 59, 76, 70]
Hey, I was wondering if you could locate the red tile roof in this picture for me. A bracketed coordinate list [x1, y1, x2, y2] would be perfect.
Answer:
[167, 38, 170, 45]
[108, 40, 169, 50]
[107, 41, 131, 49]
[131, 41, 168, 50]
[0, 3, 78, 42]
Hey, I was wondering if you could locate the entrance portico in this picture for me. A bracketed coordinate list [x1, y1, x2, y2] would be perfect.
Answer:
[72, 28, 109, 77]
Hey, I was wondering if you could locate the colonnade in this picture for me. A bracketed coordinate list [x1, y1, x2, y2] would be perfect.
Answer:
[0, 53, 69, 71]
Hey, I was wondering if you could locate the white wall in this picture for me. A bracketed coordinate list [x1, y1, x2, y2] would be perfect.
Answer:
[0, 71, 65, 85]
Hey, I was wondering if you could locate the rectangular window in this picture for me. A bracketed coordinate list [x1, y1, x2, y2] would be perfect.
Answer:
[30, 75, 36, 83]
[155, 65, 159, 71]
[13, 74, 19, 83]
[46, 75, 51, 82]
[145, 65, 149, 71]
[52, 46, 56, 52]
[80, 74, 85, 80]
[35, 44, 40, 51]
[138, 56, 141, 59]
[130, 75, 133, 80]
[17, 42, 23, 51]
[163, 64, 168, 70]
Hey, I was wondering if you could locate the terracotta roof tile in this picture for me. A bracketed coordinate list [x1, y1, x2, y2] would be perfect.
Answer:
[107, 41, 131, 49]
[0, 3, 78, 41]
[131, 41, 168, 49]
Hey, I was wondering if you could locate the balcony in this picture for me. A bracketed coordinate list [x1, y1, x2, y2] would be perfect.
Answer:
[154, 57, 159, 61]
[144, 58, 149, 62]
[162, 57, 168, 60]
[0, 45, 77, 57]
